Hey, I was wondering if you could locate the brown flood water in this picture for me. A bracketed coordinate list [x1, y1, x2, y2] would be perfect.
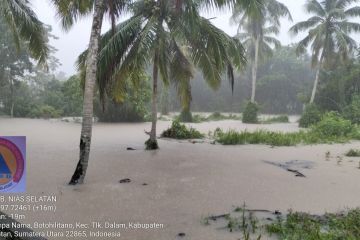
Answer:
[0, 117, 360, 240]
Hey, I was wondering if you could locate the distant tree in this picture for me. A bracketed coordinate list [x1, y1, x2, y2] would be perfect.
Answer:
[231, 0, 292, 103]
[62, 75, 83, 116]
[290, 0, 360, 104]
[0, 19, 32, 117]
[256, 46, 315, 113]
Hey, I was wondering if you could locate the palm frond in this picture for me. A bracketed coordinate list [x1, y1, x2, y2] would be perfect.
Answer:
[1, 0, 49, 66]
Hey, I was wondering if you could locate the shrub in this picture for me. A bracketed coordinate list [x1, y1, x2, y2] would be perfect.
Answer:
[161, 121, 204, 139]
[345, 149, 360, 157]
[178, 109, 193, 122]
[29, 105, 63, 119]
[311, 112, 353, 138]
[242, 102, 259, 123]
[343, 94, 360, 124]
[299, 104, 322, 128]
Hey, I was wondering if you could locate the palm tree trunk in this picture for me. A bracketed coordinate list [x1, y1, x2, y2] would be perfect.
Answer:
[161, 84, 169, 115]
[310, 69, 320, 104]
[309, 52, 325, 104]
[69, 0, 104, 185]
[251, 37, 259, 103]
[10, 78, 14, 118]
[146, 53, 159, 150]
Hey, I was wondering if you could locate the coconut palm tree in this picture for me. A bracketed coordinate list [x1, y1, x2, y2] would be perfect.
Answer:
[236, 19, 281, 102]
[231, 0, 291, 103]
[0, 0, 49, 65]
[290, 0, 360, 104]
[79, 0, 246, 150]
[52, 0, 130, 185]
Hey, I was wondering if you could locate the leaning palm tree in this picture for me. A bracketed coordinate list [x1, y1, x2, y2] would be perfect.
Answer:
[231, 0, 291, 102]
[52, 0, 130, 185]
[0, 0, 49, 65]
[290, 0, 360, 104]
[80, 0, 245, 150]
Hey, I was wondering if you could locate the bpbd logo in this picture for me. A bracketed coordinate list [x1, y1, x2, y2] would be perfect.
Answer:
[0, 137, 26, 192]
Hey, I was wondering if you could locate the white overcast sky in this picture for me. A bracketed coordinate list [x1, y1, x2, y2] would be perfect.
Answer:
[31, 1, 318, 76]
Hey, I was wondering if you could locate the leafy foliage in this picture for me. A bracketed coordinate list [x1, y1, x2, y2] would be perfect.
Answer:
[161, 121, 204, 139]
[299, 104, 322, 128]
[29, 105, 63, 119]
[242, 102, 259, 123]
[311, 112, 353, 138]
[0, 0, 49, 66]
[343, 94, 360, 125]
[95, 77, 151, 122]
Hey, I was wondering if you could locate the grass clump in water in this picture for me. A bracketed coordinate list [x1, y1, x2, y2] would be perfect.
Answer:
[214, 129, 307, 146]
[215, 112, 359, 146]
[345, 149, 360, 157]
[263, 115, 289, 123]
[161, 120, 204, 139]
[266, 209, 360, 240]
[206, 112, 242, 121]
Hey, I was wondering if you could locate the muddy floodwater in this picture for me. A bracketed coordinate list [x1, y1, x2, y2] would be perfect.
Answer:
[1, 117, 360, 239]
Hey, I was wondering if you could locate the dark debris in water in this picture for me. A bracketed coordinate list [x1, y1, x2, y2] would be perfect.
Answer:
[177, 232, 186, 237]
[263, 160, 315, 177]
[119, 178, 131, 183]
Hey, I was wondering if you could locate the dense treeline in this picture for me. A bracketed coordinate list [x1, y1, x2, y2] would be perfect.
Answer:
[165, 46, 315, 114]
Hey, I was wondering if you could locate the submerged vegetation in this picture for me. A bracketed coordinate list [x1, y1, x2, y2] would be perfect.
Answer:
[346, 149, 360, 157]
[161, 121, 204, 139]
[204, 206, 360, 240]
[242, 102, 259, 123]
[215, 113, 360, 146]
[176, 112, 242, 123]
[267, 209, 360, 240]
[262, 115, 289, 123]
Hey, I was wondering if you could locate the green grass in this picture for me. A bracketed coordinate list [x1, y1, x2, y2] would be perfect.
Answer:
[213, 129, 349, 146]
[262, 115, 289, 124]
[203, 207, 360, 240]
[206, 112, 242, 121]
[267, 209, 360, 240]
[161, 120, 204, 139]
[215, 113, 360, 146]
[345, 149, 360, 157]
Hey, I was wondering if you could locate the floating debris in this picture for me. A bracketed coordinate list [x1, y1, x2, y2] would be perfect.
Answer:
[119, 178, 131, 183]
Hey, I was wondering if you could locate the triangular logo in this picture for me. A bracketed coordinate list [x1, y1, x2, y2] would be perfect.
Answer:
[0, 153, 12, 179]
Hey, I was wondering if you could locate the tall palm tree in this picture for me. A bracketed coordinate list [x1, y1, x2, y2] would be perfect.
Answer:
[79, 0, 246, 150]
[290, 0, 360, 104]
[236, 19, 281, 102]
[0, 0, 49, 65]
[52, 0, 129, 185]
[232, 0, 291, 102]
